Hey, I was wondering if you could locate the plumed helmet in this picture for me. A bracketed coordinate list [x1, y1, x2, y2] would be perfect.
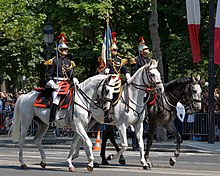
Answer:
[138, 36, 145, 46]
[111, 31, 118, 50]
[138, 44, 149, 51]
[57, 33, 68, 55]
[58, 43, 68, 50]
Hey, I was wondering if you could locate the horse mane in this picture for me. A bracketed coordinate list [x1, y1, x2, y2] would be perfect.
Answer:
[165, 78, 191, 91]
[79, 74, 108, 88]
[128, 64, 149, 83]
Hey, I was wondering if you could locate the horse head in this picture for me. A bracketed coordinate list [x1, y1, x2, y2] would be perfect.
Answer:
[97, 74, 121, 111]
[147, 60, 164, 93]
[181, 75, 202, 113]
[128, 60, 164, 93]
[190, 75, 202, 111]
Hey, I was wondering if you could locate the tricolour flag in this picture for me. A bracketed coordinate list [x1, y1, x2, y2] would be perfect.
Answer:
[214, 0, 220, 65]
[186, 0, 201, 63]
[97, 24, 112, 73]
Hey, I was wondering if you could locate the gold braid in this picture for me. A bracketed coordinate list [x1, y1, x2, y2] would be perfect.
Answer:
[112, 61, 122, 75]
[62, 60, 73, 79]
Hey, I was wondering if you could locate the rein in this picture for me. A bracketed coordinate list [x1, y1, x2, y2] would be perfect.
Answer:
[130, 66, 162, 92]
[163, 82, 200, 110]
[118, 65, 163, 122]
[72, 77, 113, 113]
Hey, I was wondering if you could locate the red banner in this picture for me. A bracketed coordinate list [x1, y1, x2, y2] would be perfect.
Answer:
[214, 0, 220, 65]
[186, 0, 201, 63]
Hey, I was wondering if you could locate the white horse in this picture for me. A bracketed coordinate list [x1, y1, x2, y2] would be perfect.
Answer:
[11, 74, 120, 171]
[66, 61, 164, 170]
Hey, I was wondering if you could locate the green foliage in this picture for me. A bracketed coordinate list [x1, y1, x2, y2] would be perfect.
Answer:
[0, 0, 215, 92]
[0, 0, 46, 91]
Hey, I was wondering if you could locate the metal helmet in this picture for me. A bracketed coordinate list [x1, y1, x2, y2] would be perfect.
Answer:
[58, 43, 68, 55]
[57, 33, 68, 55]
[138, 44, 149, 52]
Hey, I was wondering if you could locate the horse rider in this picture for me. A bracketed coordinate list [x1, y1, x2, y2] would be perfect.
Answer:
[44, 34, 79, 123]
[130, 36, 153, 149]
[103, 32, 131, 123]
[130, 36, 152, 76]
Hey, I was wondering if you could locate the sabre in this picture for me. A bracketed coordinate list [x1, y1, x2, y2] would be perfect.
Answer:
[55, 42, 59, 83]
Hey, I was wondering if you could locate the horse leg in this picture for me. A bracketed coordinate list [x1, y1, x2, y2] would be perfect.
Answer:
[166, 122, 183, 166]
[134, 123, 148, 170]
[74, 121, 94, 172]
[66, 133, 81, 172]
[19, 120, 33, 169]
[144, 122, 156, 169]
[33, 119, 49, 169]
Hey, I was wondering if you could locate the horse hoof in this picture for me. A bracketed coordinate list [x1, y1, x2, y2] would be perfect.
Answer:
[87, 166, 93, 172]
[107, 154, 114, 160]
[147, 162, 153, 168]
[102, 159, 109, 165]
[169, 157, 176, 166]
[40, 161, 46, 169]
[94, 162, 99, 168]
[68, 167, 75, 172]
[143, 165, 150, 170]
[21, 164, 28, 169]
[119, 159, 126, 165]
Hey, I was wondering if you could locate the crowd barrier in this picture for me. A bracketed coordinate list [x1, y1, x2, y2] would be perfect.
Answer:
[1, 111, 220, 141]
[181, 113, 220, 141]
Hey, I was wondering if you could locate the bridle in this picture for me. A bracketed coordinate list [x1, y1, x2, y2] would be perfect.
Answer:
[165, 81, 201, 110]
[73, 75, 117, 112]
[120, 65, 163, 118]
[130, 66, 163, 92]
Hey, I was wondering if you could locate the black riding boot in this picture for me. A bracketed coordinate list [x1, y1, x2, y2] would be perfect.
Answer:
[49, 104, 58, 122]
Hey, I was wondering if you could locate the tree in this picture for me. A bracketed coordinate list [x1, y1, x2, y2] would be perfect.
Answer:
[0, 0, 46, 92]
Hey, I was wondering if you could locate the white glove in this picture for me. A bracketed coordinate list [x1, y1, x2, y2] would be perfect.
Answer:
[104, 68, 110, 74]
[73, 77, 79, 85]
[47, 80, 59, 91]
[130, 125, 135, 132]
[125, 73, 131, 80]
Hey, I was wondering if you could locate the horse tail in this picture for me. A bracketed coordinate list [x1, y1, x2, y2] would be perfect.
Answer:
[11, 95, 22, 142]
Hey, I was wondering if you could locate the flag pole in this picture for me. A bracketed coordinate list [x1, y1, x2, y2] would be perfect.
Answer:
[208, 0, 215, 144]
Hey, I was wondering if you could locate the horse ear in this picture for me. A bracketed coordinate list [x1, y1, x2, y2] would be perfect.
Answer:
[196, 75, 201, 81]
[151, 59, 158, 67]
[155, 60, 159, 67]
[191, 76, 196, 83]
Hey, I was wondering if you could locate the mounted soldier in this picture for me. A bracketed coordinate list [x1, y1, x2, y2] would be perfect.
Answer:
[130, 36, 153, 76]
[44, 34, 79, 122]
[99, 31, 130, 123]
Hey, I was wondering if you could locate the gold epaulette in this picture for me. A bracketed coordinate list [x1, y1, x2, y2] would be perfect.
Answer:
[121, 58, 128, 65]
[117, 52, 124, 57]
[130, 57, 136, 64]
[44, 59, 53, 65]
[71, 61, 76, 68]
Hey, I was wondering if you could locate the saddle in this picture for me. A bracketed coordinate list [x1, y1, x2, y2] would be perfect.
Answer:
[33, 81, 74, 109]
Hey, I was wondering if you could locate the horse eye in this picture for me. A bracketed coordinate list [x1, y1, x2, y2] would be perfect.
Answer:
[193, 90, 197, 94]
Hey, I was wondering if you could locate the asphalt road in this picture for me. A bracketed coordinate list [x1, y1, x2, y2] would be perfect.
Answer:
[0, 146, 220, 176]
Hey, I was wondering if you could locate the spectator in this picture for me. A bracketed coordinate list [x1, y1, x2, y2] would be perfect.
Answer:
[175, 102, 185, 135]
